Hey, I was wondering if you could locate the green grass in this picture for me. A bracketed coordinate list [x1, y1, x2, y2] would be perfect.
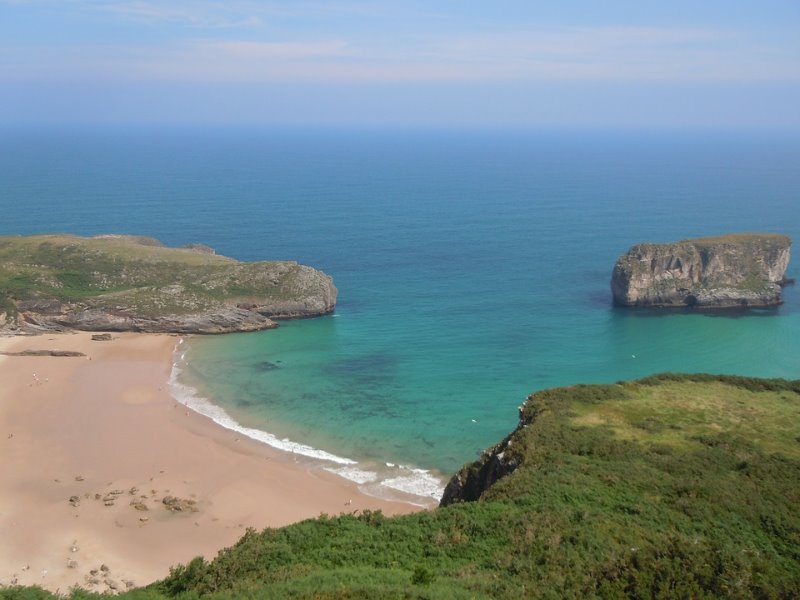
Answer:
[568, 379, 800, 457]
[3, 374, 797, 599]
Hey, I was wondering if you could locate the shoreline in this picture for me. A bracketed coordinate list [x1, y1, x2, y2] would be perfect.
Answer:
[0, 332, 429, 593]
[169, 338, 446, 505]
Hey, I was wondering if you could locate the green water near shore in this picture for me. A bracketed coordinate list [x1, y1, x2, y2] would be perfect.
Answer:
[180, 296, 799, 487]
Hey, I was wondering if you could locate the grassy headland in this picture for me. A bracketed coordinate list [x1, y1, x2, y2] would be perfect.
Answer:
[3, 374, 798, 599]
[0, 234, 336, 333]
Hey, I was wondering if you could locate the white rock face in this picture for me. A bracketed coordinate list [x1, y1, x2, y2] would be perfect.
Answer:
[611, 233, 792, 308]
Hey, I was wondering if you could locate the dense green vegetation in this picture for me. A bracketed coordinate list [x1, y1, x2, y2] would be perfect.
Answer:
[3, 374, 798, 598]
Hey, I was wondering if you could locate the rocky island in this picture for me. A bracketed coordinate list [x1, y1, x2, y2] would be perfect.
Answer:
[0, 234, 337, 334]
[611, 233, 792, 308]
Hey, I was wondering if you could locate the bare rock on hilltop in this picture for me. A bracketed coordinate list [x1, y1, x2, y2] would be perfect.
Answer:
[162, 495, 198, 512]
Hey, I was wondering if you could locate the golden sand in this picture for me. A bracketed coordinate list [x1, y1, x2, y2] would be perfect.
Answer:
[0, 332, 425, 592]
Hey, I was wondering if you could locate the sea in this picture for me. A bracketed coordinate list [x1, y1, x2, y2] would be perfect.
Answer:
[2, 126, 799, 504]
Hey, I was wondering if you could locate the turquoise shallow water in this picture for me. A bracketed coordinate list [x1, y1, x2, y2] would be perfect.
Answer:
[2, 127, 799, 500]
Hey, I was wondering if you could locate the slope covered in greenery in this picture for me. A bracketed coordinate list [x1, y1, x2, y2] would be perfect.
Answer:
[3, 374, 799, 599]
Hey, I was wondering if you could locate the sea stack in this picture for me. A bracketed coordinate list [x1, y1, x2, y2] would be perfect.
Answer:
[611, 233, 792, 308]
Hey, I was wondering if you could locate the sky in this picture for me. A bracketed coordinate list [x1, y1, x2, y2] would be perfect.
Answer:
[1, 1, 799, 129]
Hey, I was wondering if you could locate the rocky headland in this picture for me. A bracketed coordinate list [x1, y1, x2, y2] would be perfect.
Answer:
[0, 234, 337, 334]
[611, 233, 792, 308]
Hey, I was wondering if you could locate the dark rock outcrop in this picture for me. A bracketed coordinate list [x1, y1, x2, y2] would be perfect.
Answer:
[440, 401, 537, 506]
[162, 495, 198, 512]
[611, 233, 791, 308]
[0, 349, 86, 357]
[440, 439, 518, 506]
[182, 243, 216, 255]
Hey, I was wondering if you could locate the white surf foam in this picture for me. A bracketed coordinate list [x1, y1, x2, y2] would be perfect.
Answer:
[380, 465, 446, 500]
[169, 344, 446, 503]
[324, 466, 378, 484]
[168, 355, 356, 465]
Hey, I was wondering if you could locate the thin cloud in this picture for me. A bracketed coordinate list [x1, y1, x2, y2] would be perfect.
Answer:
[211, 40, 352, 60]
[0, 0, 438, 27]
[97, 1, 264, 28]
[128, 27, 800, 84]
[1, 25, 797, 85]
[411, 27, 800, 83]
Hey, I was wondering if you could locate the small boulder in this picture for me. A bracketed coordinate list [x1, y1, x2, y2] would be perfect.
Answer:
[162, 495, 198, 512]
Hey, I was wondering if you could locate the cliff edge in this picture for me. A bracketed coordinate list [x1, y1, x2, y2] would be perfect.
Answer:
[0, 234, 337, 334]
[611, 233, 791, 308]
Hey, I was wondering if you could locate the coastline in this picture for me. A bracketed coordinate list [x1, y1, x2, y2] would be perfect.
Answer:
[170, 339, 447, 503]
[0, 332, 428, 593]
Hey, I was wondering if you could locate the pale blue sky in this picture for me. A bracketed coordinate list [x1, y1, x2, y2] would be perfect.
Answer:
[1, 1, 799, 128]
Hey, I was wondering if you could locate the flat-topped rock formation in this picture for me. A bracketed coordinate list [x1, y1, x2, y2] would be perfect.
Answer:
[611, 233, 792, 308]
[0, 234, 337, 334]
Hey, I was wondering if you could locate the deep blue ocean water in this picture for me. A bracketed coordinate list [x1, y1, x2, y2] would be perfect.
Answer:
[2, 127, 799, 501]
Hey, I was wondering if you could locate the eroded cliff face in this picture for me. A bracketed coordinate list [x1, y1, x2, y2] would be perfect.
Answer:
[440, 401, 533, 506]
[611, 233, 791, 308]
[439, 436, 519, 506]
[17, 304, 281, 335]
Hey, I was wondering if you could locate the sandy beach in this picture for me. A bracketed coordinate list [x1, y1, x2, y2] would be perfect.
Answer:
[0, 332, 427, 594]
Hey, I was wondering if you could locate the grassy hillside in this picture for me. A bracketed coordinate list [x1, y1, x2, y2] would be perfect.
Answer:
[0, 234, 336, 331]
[3, 374, 799, 599]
